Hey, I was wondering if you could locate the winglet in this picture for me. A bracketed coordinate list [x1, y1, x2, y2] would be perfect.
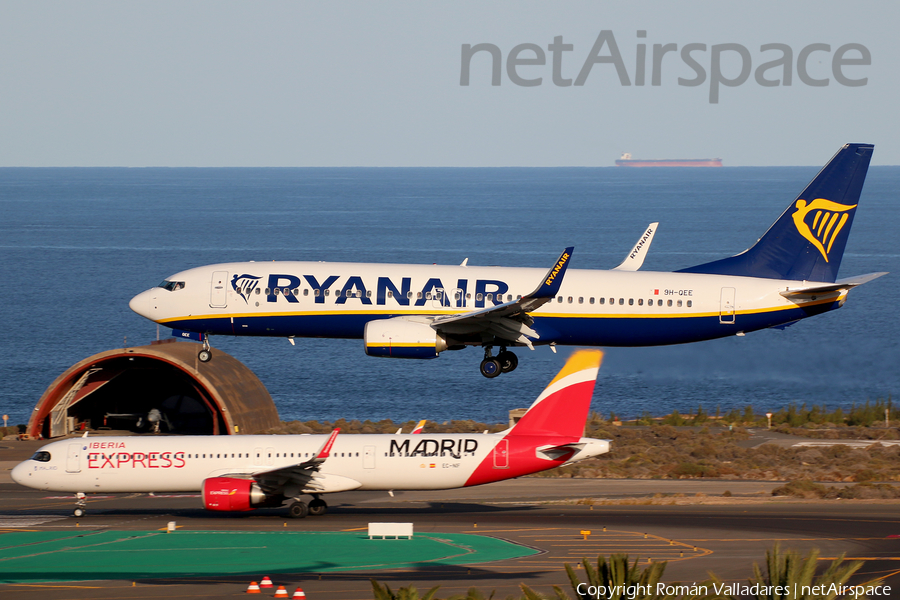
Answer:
[613, 223, 658, 271]
[510, 350, 603, 438]
[313, 428, 340, 462]
[529, 247, 574, 299]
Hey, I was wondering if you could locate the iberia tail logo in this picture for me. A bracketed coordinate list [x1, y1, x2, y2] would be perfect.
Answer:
[791, 198, 857, 262]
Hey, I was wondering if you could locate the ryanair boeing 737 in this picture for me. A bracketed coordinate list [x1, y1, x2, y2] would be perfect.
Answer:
[129, 144, 886, 377]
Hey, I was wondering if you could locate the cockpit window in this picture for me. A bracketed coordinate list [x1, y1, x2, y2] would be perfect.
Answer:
[31, 451, 51, 462]
[157, 280, 185, 292]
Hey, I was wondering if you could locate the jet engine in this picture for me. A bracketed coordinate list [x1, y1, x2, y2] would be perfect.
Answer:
[364, 317, 449, 359]
[202, 477, 268, 512]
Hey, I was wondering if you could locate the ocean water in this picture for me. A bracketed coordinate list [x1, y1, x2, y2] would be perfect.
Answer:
[0, 166, 897, 428]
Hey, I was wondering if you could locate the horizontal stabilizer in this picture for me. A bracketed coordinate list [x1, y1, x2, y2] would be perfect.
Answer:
[780, 272, 888, 298]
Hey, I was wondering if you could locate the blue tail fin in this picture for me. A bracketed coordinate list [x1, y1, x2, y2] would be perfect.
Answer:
[678, 143, 873, 282]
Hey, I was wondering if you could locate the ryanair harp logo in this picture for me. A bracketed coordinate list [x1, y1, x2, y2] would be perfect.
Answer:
[231, 274, 262, 304]
[791, 199, 857, 262]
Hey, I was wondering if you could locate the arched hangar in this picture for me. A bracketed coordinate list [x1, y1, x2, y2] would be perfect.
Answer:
[27, 341, 280, 439]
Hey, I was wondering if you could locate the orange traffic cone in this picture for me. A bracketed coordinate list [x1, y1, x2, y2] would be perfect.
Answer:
[292, 587, 306, 599]
[274, 586, 289, 598]
[246, 581, 261, 594]
[260, 576, 274, 589]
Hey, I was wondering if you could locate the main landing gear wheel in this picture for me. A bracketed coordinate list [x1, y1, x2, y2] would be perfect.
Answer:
[308, 498, 327, 516]
[497, 350, 518, 373]
[73, 507, 85, 518]
[480, 358, 502, 378]
[288, 501, 308, 518]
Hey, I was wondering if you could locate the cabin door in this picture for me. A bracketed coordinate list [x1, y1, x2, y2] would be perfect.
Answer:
[363, 446, 376, 469]
[719, 287, 736, 324]
[492, 439, 509, 469]
[210, 271, 228, 308]
[66, 443, 82, 473]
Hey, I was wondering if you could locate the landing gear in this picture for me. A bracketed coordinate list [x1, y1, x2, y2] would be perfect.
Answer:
[308, 497, 328, 516]
[288, 500, 308, 519]
[480, 346, 517, 378]
[198, 335, 212, 363]
[497, 349, 518, 373]
[72, 492, 86, 517]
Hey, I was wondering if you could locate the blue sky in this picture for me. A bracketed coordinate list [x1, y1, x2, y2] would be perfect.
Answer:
[1, 2, 896, 166]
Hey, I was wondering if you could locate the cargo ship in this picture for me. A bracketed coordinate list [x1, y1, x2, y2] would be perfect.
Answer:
[615, 153, 722, 167]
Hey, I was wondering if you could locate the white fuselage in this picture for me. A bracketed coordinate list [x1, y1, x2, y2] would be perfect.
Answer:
[12, 433, 610, 494]
[129, 262, 844, 347]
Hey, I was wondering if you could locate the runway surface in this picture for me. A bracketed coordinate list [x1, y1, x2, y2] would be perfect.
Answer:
[2, 472, 899, 600]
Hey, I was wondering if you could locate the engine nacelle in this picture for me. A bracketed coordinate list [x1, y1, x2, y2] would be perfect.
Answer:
[364, 318, 448, 359]
[202, 477, 267, 512]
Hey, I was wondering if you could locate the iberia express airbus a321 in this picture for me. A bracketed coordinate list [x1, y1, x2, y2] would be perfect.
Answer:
[129, 144, 886, 377]
[13, 351, 609, 518]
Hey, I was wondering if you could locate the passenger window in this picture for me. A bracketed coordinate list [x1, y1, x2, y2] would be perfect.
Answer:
[265, 288, 271, 295]
[387, 291, 393, 298]
[638, 298, 643, 306]
[618, 298, 624, 305]
[425, 291, 432, 300]
[687, 300, 692, 307]
[407, 291, 413, 299]
[517, 295, 522, 300]
[667, 299, 673, 307]
[486, 293, 492, 301]
[599, 298, 605, 305]
[314, 289, 320, 297]
[476, 293, 483, 301]
[324, 289, 330, 296]
[568, 296, 573, 303]
[590, 297, 595, 304]
[507, 294, 512, 301]
[628, 298, 634, 306]
[416, 292, 422, 299]
[658, 299, 663, 306]
[557, 296, 563, 303]
[466, 293, 471, 299]
[677, 300, 683, 307]
[609, 298, 615, 305]
[578, 297, 583, 304]
[274, 288, 280, 295]
[367, 290, 372, 298]
[303, 289, 309, 296]
[255, 288, 261, 295]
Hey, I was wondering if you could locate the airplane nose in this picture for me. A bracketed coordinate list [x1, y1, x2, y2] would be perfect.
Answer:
[10, 461, 29, 486]
[129, 289, 155, 320]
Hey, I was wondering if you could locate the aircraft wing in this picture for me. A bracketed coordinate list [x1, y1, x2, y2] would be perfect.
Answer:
[219, 429, 343, 495]
[612, 223, 658, 271]
[779, 272, 888, 298]
[430, 247, 573, 349]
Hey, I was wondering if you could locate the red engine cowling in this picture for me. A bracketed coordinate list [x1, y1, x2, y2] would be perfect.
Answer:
[202, 477, 266, 512]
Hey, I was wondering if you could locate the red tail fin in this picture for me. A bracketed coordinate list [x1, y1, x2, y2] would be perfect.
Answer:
[509, 350, 602, 438]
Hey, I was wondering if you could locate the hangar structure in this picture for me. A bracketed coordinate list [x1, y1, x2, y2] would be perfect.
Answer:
[27, 341, 281, 439]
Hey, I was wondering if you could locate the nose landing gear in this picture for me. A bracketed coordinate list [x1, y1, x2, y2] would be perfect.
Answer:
[198, 335, 212, 363]
[72, 492, 87, 517]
